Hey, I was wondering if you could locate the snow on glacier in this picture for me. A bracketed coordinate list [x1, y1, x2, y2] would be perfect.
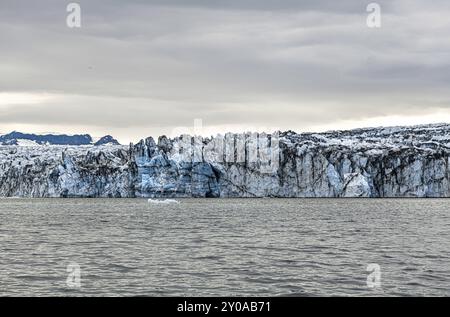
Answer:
[1, 123, 450, 198]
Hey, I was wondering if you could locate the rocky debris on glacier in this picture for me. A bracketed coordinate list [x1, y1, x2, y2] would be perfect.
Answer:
[0, 145, 134, 198]
[1, 123, 450, 198]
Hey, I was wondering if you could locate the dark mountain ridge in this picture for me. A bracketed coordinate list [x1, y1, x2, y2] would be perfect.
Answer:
[0, 131, 120, 146]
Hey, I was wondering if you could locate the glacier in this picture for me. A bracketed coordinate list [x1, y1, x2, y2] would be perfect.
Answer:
[1, 123, 450, 198]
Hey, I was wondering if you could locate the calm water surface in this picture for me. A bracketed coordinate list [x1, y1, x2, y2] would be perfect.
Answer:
[0, 199, 449, 296]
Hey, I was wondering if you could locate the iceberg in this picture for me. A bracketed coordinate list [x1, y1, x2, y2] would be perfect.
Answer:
[147, 199, 180, 204]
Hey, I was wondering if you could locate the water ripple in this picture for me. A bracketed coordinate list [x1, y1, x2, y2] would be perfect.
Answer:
[0, 198, 449, 296]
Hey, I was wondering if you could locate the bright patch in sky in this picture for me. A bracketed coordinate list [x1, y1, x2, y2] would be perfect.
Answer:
[0, 93, 55, 107]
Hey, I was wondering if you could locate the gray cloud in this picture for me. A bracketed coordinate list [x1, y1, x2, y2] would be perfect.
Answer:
[1, 0, 450, 142]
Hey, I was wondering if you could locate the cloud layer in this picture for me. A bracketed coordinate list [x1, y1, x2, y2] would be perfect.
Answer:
[1, 0, 450, 142]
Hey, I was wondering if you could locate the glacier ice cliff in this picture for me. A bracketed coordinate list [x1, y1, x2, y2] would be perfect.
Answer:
[1, 124, 450, 198]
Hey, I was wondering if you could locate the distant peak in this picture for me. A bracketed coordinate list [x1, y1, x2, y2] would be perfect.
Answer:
[94, 135, 121, 146]
[0, 131, 98, 146]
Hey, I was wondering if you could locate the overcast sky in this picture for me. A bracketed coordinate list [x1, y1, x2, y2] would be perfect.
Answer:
[1, 0, 450, 143]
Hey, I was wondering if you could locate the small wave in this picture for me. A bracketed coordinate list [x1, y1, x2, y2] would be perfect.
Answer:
[147, 199, 180, 205]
